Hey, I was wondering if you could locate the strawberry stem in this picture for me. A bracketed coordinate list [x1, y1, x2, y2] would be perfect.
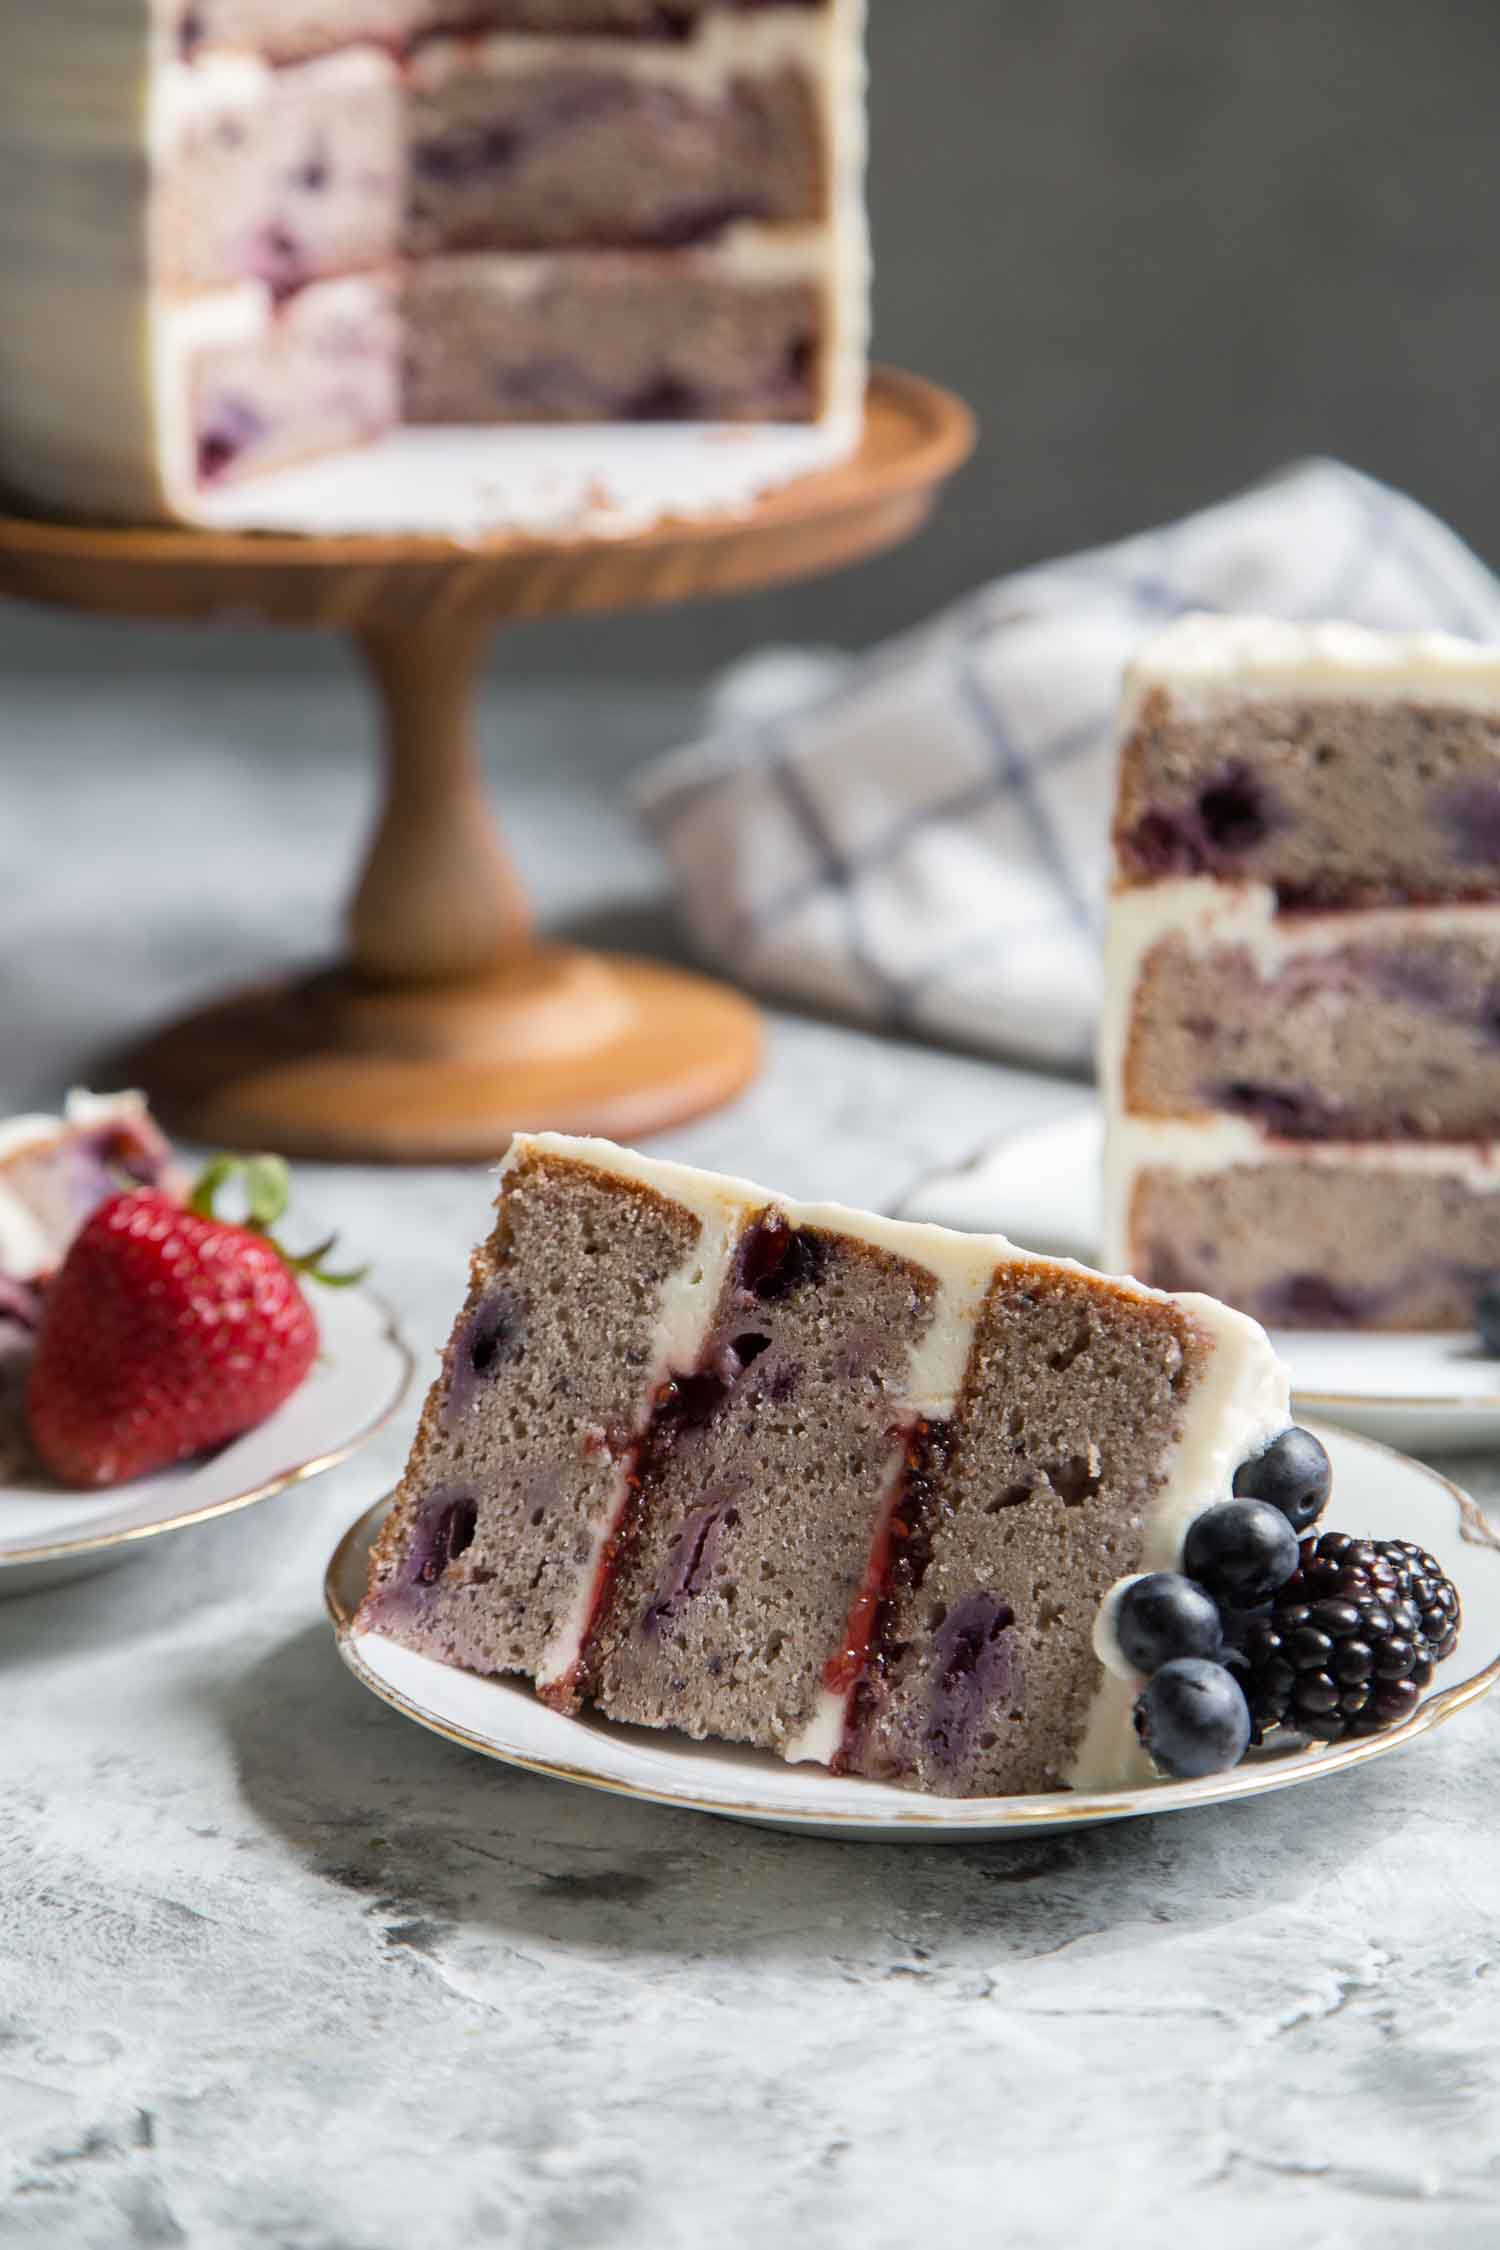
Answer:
[188, 1155, 368, 1289]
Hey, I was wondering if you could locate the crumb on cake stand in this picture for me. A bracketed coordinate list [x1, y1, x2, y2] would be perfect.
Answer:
[0, 369, 973, 1163]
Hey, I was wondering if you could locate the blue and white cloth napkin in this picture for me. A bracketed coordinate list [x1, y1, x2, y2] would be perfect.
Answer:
[637, 460, 1500, 1070]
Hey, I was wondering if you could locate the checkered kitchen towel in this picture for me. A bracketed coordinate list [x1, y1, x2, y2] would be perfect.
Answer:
[636, 460, 1500, 1070]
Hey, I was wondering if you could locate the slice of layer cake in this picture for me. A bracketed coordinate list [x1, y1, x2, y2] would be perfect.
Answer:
[1103, 616, 1500, 1329]
[0, 0, 866, 521]
[0, 1092, 183, 1478]
[357, 1132, 1292, 1796]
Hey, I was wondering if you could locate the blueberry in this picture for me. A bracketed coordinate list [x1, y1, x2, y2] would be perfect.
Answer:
[1183, 1499, 1300, 1609]
[1114, 1573, 1223, 1674]
[1476, 1278, 1500, 1356]
[1233, 1426, 1332, 1534]
[1134, 1658, 1251, 1780]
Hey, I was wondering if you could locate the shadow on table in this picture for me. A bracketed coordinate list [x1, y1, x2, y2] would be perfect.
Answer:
[207, 1613, 1398, 1975]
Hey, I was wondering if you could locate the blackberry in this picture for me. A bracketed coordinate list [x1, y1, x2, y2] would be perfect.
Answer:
[1379, 1538, 1462, 1665]
[1228, 1531, 1460, 1745]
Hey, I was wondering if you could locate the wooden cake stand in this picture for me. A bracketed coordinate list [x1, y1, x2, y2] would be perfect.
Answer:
[0, 370, 973, 1162]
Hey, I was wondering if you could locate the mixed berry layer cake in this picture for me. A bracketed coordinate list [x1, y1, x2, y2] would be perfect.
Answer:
[357, 1132, 1296, 1796]
[1103, 617, 1500, 1330]
[0, 0, 866, 521]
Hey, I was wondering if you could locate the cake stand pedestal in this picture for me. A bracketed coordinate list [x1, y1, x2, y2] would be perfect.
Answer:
[0, 370, 973, 1162]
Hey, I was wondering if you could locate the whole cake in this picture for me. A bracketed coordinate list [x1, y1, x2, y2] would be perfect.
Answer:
[1103, 616, 1500, 1330]
[0, 0, 866, 522]
[357, 1131, 1308, 1796]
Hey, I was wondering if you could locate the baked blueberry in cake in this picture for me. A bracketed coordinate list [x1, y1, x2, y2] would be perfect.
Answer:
[354, 1132, 1417, 1797]
[1103, 616, 1500, 1330]
[0, 0, 867, 522]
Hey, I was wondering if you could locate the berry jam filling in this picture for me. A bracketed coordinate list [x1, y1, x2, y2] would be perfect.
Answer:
[836, 1418, 954, 1760]
[568, 1329, 773, 1683]
[1123, 767, 1277, 878]
[1435, 779, 1500, 867]
[640, 1494, 739, 1638]
[736, 1219, 828, 1303]
[923, 1593, 1016, 1771]
[195, 396, 266, 486]
[408, 1492, 479, 1588]
[178, 6, 205, 59]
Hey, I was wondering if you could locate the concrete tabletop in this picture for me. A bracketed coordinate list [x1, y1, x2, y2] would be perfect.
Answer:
[4, 659, 1498, 2249]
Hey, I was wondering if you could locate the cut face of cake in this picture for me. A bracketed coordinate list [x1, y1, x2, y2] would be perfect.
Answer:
[1103, 616, 1500, 1330]
[0, 0, 866, 522]
[0, 1092, 184, 1304]
[358, 1132, 1293, 1797]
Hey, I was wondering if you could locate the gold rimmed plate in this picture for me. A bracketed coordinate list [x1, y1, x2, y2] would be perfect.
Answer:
[0, 1285, 414, 1595]
[901, 1107, 1500, 1455]
[324, 1423, 1500, 1841]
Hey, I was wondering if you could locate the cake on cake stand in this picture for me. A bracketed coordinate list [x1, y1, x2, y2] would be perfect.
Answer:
[0, 371, 973, 1162]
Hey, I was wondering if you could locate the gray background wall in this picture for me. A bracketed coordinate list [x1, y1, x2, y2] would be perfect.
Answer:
[6, 0, 1497, 682]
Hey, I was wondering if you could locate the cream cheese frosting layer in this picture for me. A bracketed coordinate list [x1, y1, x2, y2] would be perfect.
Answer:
[1119, 614, 1500, 735]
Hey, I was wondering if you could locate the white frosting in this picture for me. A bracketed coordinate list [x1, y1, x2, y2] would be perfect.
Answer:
[1066, 1290, 1290, 1790]
[506, 1133, 1289, 1791]
[1121, 614, 1500, 734]
[0, 0, 867, 523]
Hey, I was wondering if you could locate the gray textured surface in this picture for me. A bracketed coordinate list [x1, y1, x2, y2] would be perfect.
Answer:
[5, 674, 1500, 2248]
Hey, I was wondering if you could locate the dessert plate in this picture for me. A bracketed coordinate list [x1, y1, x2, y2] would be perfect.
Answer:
[325, 1424, 1500, 1841]
[0, 1286, 414, 1596]
[901, 1107, 1500, 1457]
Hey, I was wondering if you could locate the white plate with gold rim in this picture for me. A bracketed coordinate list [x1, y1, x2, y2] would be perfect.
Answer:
[0, 1285, 414, 1595]
[324, 1424, 1500, 1841]
[901, 1106, 1500, 1457]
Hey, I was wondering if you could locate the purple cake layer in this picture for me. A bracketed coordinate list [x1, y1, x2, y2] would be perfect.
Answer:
[1122, 916, 1500, 1141]
[401, 251, 823, 420]
[1115, 688, 1500, 908]
[1126, 1155, 1500, 1331]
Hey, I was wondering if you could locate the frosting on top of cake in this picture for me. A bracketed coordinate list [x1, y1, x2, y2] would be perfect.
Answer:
[1121, 614, 1500, 731]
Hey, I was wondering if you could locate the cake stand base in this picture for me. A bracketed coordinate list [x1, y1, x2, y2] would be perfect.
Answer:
[0, 371, 974, 1162]
[111, 950, 761, 1164]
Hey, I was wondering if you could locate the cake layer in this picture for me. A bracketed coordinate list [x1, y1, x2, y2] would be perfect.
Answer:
[1108, 880, 1500, 1141]
[1107, 1119, 1500, 1330]
[404, 23, 826, 255]
[402, 245, 823, 420]
[1113, 619, 1500, 908]
[151, 50, 402, 292]
[171, 0, 829, 67]
[842, 1264, 1210, 1797]
[359, 1134, 1290, 1797]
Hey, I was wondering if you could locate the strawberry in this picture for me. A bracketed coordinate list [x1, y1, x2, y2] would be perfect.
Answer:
[25, 1155, 359, 1490]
